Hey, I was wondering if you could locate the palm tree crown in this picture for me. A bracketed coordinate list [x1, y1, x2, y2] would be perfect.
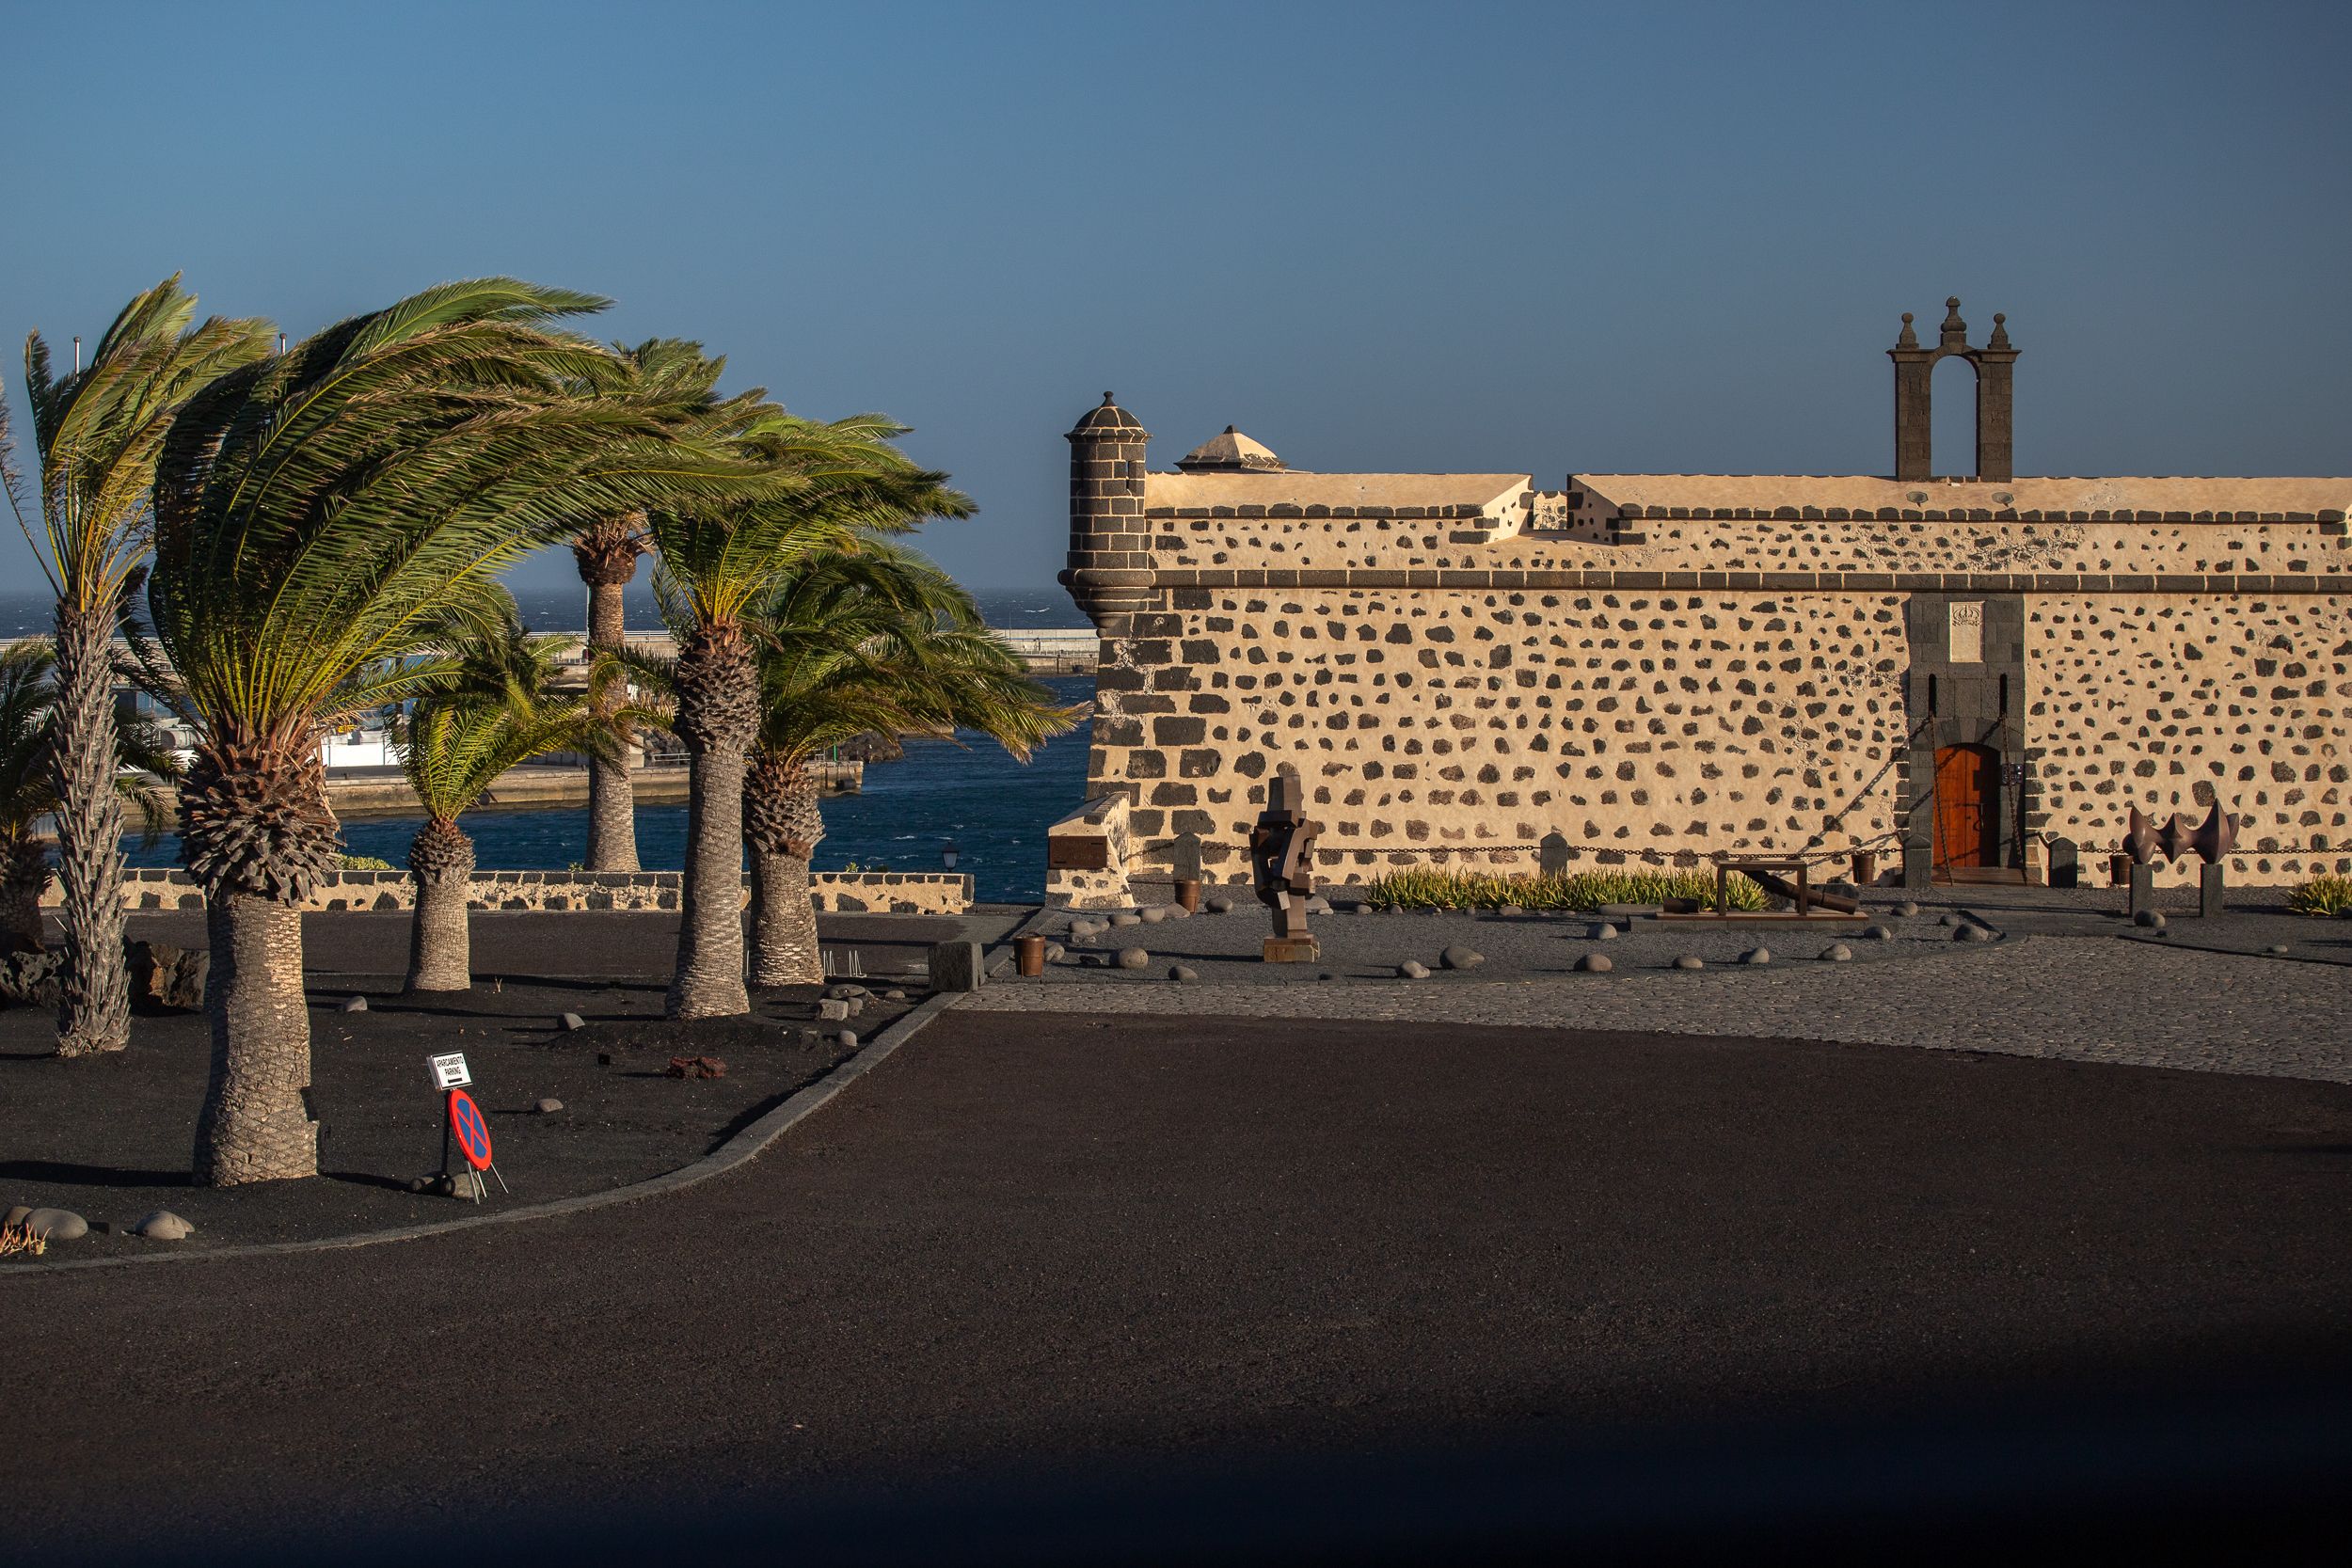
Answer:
[397, 619, 625, 992]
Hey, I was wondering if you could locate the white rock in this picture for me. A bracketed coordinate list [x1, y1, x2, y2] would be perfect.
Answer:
[535, 1097, 564, 1114]
[1116, 946, 1151, 970]
[1577, 954, 1613, 974]
[133, 1211, 194, 1241]
[25, 1208, 87, 1241]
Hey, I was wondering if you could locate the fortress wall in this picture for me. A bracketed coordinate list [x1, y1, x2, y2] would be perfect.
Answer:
[1090, 502, 2352, 887]
[2025, 594, 2352, 884]
[1152, 504, 2350, 582]
[1090, 585, 1912, 882]
[1079, 405, 2350, 891]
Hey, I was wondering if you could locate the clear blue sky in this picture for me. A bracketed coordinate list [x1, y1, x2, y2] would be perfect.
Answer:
[5, 0, 2346, 599]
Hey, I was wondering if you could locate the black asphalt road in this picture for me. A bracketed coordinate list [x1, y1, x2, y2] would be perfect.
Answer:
[7, 1011, 2351, 1561]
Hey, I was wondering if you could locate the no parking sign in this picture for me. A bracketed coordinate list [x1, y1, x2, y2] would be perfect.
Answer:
[446, 1088, 494, 1171]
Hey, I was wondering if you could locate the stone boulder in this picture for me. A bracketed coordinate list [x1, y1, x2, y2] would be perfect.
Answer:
[0, 949, 61, 1008]
[128, 940, 211, 1012]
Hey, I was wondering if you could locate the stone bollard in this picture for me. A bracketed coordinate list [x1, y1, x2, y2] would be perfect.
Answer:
[2126, 863, 2154, 922]
[929, 941, 984, 994]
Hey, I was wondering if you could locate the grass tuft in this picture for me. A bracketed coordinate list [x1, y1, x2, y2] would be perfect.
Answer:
[2286, 873, 2352, 916]
[1362, 866, 1768, 912]
[0, 1221, 47, 1259]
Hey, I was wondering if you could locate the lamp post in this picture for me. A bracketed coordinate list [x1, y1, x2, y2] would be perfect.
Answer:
[942, 841, 960, 872]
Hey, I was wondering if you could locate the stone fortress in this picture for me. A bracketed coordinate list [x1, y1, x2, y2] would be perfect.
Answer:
[1047, 299, 2350, 902]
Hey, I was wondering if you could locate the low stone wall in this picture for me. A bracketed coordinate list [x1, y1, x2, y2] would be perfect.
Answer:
[59, 869, 974, 917]
[1044, 795, 1136, 909]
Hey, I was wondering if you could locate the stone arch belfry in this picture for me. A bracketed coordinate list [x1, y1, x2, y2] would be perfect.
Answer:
[1888, 297, 2018, 483]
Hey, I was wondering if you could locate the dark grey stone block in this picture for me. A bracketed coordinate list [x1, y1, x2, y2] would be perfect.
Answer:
[929, 941, 985, 993]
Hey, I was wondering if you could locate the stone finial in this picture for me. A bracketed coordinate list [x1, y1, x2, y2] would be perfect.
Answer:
[1988, 311, 2012, 350]
[1939, 296, 1969, 347]
[1895, 311, 1919, 350]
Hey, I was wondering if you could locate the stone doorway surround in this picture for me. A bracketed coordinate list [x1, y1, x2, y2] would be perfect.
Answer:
[1899, 594, 2029, 889]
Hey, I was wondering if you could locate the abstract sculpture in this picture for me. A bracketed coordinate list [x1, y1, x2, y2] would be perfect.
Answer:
[2120, 801, 2237, 866]
[1248, 766, 1322, 962]
[2118, 800, 2237, 921]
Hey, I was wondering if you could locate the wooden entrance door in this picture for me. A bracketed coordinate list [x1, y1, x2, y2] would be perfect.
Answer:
[1932, 744, 2000, 875]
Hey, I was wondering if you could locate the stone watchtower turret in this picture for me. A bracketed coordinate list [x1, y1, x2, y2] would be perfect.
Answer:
[1058, 393, 1154, 634]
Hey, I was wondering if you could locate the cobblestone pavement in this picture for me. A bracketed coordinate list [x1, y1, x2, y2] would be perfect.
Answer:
[968, 935, 2352, 1084]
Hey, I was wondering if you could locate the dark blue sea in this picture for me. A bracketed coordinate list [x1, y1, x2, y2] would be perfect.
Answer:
[29, 584, 1101, 907]
[124, 673, 1096, 906]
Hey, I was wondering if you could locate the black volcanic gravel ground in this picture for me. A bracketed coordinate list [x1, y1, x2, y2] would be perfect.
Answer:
[5, 1008, 2350, 1561]
[0, 912, 977, 1253]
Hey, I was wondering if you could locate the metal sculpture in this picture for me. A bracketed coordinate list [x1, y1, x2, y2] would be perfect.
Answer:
[1248, 767, 1321, 961]
[2120, 801, 2237, 866]
[2117, 800, 2238, 921]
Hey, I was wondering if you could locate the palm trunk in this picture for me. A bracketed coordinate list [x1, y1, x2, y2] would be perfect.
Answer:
[2, 832, 50, 952]
[666, 623, 756, 1020]
[181, 735, 339, 1186]
[193, 890, 316, 1185]
[750, 848, 822, 987]
[583, 576, 639, 872]
[51, 604, 129, 1055]
[669, 741, 749, 1018]
[405, 817, 475, 992]
[746, 755, 826, 989]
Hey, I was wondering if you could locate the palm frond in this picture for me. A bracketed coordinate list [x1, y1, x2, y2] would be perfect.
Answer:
[742, 546, 1076, 769]
[149, 278, 797, 763]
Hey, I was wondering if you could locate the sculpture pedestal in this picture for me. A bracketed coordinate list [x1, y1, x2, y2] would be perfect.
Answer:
[2200, 863, 2226, 920]
[1263, 935, 1321, 963]
[2127, 864, 2155, 920]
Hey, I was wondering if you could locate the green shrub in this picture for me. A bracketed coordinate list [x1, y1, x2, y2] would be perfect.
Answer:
[336, 853, 394, 871]
[2286, 873, 2352, 916]
[1362, 866, 1768, 912]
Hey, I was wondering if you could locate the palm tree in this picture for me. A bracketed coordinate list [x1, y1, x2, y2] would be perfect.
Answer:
[0, 277, 271, 1053]
[151, 277, 787, 1185]
[740, 549, 1073, 986]
[571, 341, 732, 873]
[646, 410, 974, 1019]
[0, 641, 58, 951]
[0, 639, 185, 952]
[399, 622, 623, 991]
